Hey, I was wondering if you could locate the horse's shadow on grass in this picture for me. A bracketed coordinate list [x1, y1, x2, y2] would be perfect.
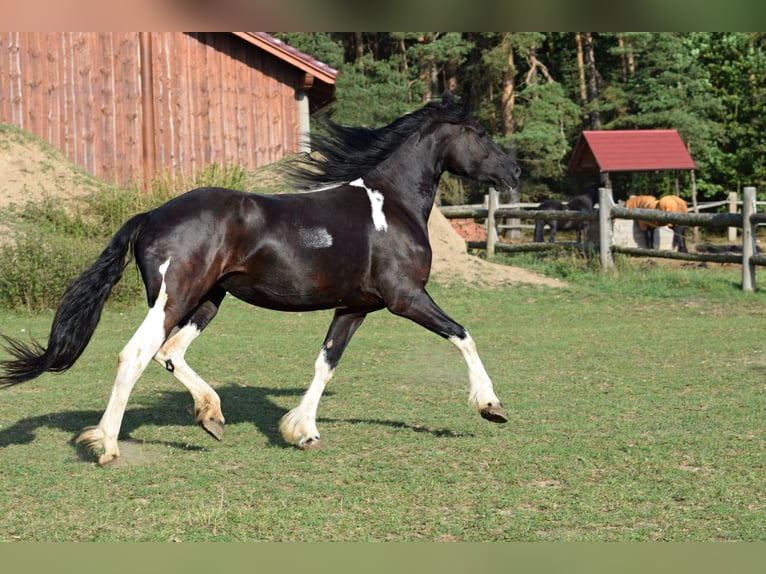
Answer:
[0, 384, 470, 461]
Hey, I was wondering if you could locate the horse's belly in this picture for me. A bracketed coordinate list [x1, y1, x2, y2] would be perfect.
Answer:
[219, 269, 379, 312]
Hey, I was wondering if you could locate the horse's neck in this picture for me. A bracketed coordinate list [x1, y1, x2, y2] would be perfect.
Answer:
[368, 139, 443, 224]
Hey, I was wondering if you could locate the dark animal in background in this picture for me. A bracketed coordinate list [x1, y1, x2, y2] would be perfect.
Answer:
[0, 91, 520, 466]
[533, 185, 600, 243]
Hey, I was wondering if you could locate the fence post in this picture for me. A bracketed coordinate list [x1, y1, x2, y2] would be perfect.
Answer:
[598, 187, 614, 270]
[741, 186, 757, 292]
[486, 186, 498, 258]
[728, 191, 738, 242]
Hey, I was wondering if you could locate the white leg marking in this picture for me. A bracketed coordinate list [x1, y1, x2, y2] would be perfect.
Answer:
[449, 331, 502, 410]
[279, 349, 335, 446]
[350, 177, 388, 232]
[154, 323, 223, 427]
[78, 258, 171, 464]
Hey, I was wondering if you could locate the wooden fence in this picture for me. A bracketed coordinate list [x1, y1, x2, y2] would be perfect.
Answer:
[439, 186, 765, 292]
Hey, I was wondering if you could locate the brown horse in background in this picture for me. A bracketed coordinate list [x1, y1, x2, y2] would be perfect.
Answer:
[626, 194, 688, 252]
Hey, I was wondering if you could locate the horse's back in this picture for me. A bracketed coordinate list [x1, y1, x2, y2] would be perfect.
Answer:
[566, 196, 592, 211]
[626, 195, 658, 210]
[658, 195, 687, 213]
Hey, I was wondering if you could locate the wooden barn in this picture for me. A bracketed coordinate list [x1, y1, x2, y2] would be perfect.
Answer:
[0, 32, 337, 186]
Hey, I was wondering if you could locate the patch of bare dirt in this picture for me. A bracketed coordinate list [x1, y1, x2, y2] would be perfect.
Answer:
[428, 207, 565, 288]
[0, 124, 99, 211]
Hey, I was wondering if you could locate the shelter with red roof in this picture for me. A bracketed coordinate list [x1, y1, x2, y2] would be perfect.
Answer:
[567, 129, 697, 200]
[568, 129, 699, 249]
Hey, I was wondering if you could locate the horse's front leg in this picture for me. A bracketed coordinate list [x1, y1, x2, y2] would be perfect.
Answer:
[280, 310, 367, 449]
[387, 288, 507, 424]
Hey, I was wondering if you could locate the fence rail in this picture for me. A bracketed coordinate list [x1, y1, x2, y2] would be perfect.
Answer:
[439, 186, 762, 292]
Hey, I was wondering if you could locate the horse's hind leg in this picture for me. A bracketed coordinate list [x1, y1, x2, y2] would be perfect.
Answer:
[76, 260, 173, 466]
[154, 288, 226, 440]
[280, 309, 367, 449]
[387, 289, 507, 424]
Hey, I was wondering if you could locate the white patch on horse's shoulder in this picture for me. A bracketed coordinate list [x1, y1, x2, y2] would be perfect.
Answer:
[350, 177, 387, 232]
[299, 226, 334, 249]
[159, 258, 171, 276]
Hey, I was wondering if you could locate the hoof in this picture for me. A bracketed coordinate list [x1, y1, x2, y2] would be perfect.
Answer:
[480, 403, 508, 424]
[298, 436, 324, 450]
[98, 453, 121, 467]
[200, 418, 224, 441]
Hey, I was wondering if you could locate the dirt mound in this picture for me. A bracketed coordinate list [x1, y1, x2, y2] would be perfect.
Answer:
[0, 123, 563, 289]
[427, 207, 565, 289]
[0, 124, 103, 211]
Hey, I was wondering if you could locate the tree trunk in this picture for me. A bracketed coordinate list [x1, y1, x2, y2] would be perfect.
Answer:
[445, 58, 458, 92]
[575, 32, 587, 105]
[617, 33, 628, 83]
[354, 32, 363, 60]
[584, 32, 601, 130]
[501, 34, 520, 238]
[417, 33, 439, 102]
[501, 34, 516, 138]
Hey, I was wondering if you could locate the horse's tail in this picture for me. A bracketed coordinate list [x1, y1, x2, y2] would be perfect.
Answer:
[0, 212, 150, 387]
[533, 220, 545, 242]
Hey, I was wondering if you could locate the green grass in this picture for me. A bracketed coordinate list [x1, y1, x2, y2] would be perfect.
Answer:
[1, 274, 764, 541]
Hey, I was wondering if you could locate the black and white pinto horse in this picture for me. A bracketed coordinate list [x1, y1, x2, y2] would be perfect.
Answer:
[0, 91, 520, 466]
[533, 185, 599, 243]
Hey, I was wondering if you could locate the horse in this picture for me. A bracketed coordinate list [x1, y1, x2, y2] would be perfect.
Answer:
[0, 90, 520, 466]
[658, 195, 689, 252]
[533, 184, 599, 243]
[625, 194, 688, 252]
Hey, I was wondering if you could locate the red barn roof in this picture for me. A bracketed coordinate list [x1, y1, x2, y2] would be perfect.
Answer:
[568, 129, 696, 173]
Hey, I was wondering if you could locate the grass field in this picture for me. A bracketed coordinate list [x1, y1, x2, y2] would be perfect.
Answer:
[1, 264, 765, 541]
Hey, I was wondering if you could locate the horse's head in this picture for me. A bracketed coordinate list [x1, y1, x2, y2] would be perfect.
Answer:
[437, 93, 521, 191]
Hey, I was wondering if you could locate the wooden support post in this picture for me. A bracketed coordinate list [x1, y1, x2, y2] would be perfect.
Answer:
[728, 191, 738, 242]
[486, 187, 498, 258]
[598, 187, 614, 270]
[741, 186, 756, 292]
[690, 167, 699, 244]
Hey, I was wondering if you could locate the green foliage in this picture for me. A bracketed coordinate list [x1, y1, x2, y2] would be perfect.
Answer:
[0, 232, 144, 311]
[512, 82, 582, 181]
[333, 57, 417, 126]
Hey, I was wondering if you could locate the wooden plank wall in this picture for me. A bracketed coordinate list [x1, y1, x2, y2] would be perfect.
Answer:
[0, 32, 303, 186]
[0, 32, 144, 184]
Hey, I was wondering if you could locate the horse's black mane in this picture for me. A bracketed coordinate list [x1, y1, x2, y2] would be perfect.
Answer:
[285, 95, 470, 188]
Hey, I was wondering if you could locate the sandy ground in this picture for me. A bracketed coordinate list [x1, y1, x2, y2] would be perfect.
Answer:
[0, 124, 563, 289]
[427, 207, 565, 288]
